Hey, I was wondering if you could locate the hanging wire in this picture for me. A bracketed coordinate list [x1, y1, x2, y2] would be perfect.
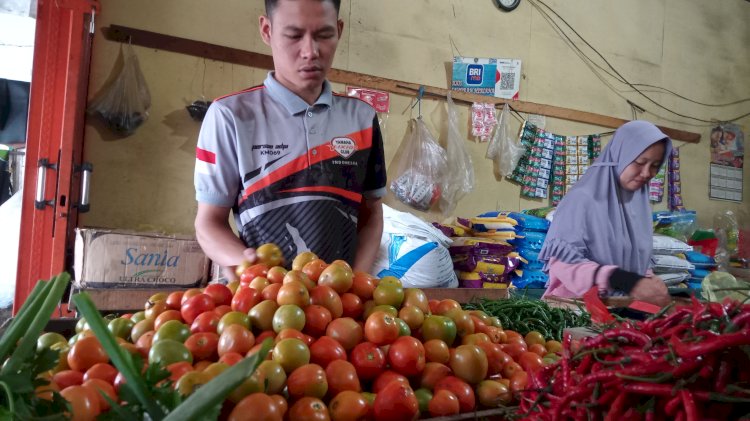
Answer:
[526, 0, 750, 124]
[410, 85, 425, 118]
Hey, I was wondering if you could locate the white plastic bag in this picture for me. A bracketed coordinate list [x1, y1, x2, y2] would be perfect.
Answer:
[372, 205, 458, 288]
[88, 44, 151, 136]
[438, 93, 474, 216]
[389, 118, 448, 211]
[486, 104, 525, 177]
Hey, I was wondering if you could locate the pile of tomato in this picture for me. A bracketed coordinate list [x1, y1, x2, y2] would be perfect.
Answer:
[38, 245, 563, 421]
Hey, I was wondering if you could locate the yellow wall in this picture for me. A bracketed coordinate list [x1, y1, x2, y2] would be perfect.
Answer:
[81, 0, 750, 234]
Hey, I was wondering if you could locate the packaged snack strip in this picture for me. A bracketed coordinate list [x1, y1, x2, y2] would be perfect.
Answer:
[449, 236, 512, 247]
[649, 164, 666, 203]
[668, 148, 685, 211]
[483, 282, 509, 289]
[449, 242, 515, 257]
[461, 279, 484, 288]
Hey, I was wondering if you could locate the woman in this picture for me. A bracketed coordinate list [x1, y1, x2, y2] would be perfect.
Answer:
[539, 120, 671, 306]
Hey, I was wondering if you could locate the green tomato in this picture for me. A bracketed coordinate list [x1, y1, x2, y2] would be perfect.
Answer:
[153, 319, 190, 343]
[75, 318, 89, 333]
[272, 304, 306, 333]
[373, 284, 404, 308]
[37, 332, 67, 353]
[149, 339, 192, 367]
[369, 304, 398, 318]
[130, 311, 147, 324]
[414, 388, 433, 413]
[108, 317, 135, 340]
[396, 318, 411, 337]
[378, 276, 403, 288]
[421, 315, 457, 346]
[217, 311, 251, 335]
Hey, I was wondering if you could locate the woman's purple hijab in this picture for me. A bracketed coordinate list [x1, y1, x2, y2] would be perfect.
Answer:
[539, 121, 672, 276]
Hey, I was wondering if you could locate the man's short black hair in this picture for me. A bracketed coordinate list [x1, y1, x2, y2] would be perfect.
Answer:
[265, 0, 341, 17]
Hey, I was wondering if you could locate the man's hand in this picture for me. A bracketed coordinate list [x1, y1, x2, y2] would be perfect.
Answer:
[630, 276, 671, 307]
[223, 247, 257, 282]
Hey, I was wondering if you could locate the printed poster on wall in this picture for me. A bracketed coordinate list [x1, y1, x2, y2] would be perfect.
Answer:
[709, 124, 744, 202]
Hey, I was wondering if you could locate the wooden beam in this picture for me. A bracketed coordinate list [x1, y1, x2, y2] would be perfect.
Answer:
[103, 24, 701, 143]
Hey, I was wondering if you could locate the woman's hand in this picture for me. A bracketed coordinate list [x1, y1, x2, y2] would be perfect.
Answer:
[630, 276, 670, 307]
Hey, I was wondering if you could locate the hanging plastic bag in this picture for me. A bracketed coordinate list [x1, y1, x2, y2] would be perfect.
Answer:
[389, 118, 447, 212]
[88, 44, 151, 136]
[486, 104, 525, 177]
[438, 93, 474, 216]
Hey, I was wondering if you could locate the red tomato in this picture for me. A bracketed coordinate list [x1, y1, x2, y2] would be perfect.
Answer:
[509, 370, 528, 393]
[328, 390, 369, 421]
[449, 345, 488, 385]
[267, 266, 288, 284]
[276, 328, 309, 344]
[304, 305, 333, 338]
[214, 305, 232, 318]
[53, 370, 84, 389]
[228, 392, 283, 421]
[204, 283, 233, 306]
[165, 361, 194, 382]
[372, 370, 409, 394]
[154, 310, 183, 331]
[326, 317, 363, 351]
[477, 342, 511, 376]
[434, 376, 475, 413]
[180, 288, 202, 305]
[256, 330, 276, 344]
[60, 385, 101, 421]
[528, 343, 548, 357]
[262, 283, 283, 301]
[423, 339, 451, 364]
[500, 342, 527, 359]
[340, 293, 364, 319]
[501, 362, 523, 381]
[218, 325, 255, 357]
[231, 287, 262, 314]
[185, 332, 220, 361]
[240, 264, 270, 287]
[83, 363, 118, 384]
[68, 336, 108, 372]
[309, 336, 347, 368]
[364, 311, 400, 346]
[428, 299, 441, 314]
[350, 271, 377, 300]
[310, 286, 343, 319]
[302, 259, 328, 283]
[349, 342, 386, 380]
[165, 291, 184, 310]
[420, 362, 452, 390]
[518, 351, 544, 373]
[428, 389, 460, 417]
[373, 381, 419, 421]
[181, 294, 216, 325]
[324, 360, 361, 397]
[190, 311, 220, 334]
[82, 378, 116, 411]
[219, 352, 243, 366]
[287, 364, 328, 400]
[387, 336, 426, 377]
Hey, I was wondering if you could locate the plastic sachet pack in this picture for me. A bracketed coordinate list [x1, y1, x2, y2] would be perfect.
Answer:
[88, 44, 151, 136]
[389, 118, 447, 212]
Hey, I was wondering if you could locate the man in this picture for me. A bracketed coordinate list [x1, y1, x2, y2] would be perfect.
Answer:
[194, 0, 386, 279]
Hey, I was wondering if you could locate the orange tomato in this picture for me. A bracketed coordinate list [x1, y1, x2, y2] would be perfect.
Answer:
[228, 393, 283, 421]
[83, 363, 118, 384]
[67, 336, 108, 372]
[60, 385, 101, 421]
[328, 390, 369, 421]
[82, 378, 116, 410]
[287, 363, 328, 400]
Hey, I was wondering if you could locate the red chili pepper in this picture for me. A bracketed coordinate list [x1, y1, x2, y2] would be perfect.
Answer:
[604, 393, 627, 421]
[730, 310, 750, 329]
[713, 360, 731, 393]
[671, 330, 750, 358]
[561, 333, 572, 391]
[585, 328, 651, 348]
[576, 353, 593, 376]
[664, 394, 682, 416]
[622, 383, 675, 396]
[671, 356, 703, 378]
[680, 390, 699, 421]
[579, 370, 619, 387]
[597, 389, 619, 406]
[674, 410, 686, 421]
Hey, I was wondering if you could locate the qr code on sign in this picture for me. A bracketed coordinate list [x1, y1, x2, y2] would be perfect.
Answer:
[499, 72, 516, 90]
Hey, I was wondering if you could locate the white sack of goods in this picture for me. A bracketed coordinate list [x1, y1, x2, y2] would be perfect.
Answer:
[372, 205, 458, 288]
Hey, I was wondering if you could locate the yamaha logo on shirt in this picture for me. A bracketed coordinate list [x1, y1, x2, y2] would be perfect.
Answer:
[331, 137, 357, 159]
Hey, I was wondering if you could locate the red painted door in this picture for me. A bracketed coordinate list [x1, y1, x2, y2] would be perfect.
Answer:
[14, 0, 100, 315]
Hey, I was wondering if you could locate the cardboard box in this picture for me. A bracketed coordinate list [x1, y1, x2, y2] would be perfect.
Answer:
[74, 228, 210, 289]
